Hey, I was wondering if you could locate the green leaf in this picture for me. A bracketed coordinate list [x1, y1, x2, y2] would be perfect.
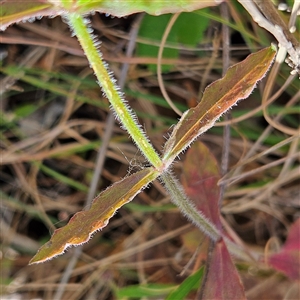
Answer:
[137, 14, 178, 72]
[29, 167, 159, 264]
[14, 104, 37, 118]
[162, 46, 276, 166]
[115, 283, 173, 298]
[75, 0, 221, 17]
[137, 10, 210, 71]
[166, 267, 204, 300]
[0, 0, 222, 31]
[0, 0, 54, 31]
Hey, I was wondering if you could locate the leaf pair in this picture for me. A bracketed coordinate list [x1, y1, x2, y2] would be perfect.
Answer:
[29, 46, 276, 264]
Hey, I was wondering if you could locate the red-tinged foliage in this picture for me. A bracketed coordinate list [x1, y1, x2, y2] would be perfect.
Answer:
[268, 219, 300, 280]
[181, 141, 222, 231]
[29, 167, 159, 264]
[163, 46, 276, 165]
[201, 239, 246, 300]
[182, 141, 246, 299]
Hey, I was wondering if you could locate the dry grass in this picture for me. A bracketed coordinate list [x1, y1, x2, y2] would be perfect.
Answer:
[1, 5, 299, 300]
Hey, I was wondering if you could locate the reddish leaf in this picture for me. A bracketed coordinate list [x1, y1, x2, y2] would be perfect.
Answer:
[268, 219, 300, 280]
[163, 46, 276, 165]
[29, 167, 159, 264]
[181, 142, 246, 299]
[181, 141, 222, 231]
[202, 239, 246, 300]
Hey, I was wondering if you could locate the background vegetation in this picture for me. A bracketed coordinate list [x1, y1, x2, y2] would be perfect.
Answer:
[1, 1, 299, 299]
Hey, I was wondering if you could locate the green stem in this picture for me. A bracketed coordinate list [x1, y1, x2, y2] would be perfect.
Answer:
[161, 172, 251, 261]
[66, 12, 249, 262]
[161, 172, 220, 241]
[66, 13, 162, 169]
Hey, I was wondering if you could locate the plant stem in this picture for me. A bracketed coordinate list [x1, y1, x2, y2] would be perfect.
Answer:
[160, 172, 220, 241]
[66, 13, 162, 169]
[66, 12, 251, 262]
[161, 172, 251, 261]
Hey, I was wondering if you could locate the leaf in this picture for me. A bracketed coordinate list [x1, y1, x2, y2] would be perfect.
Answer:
[166, 267, 204, 300]
[180, 143, 246, 299]
[76, 0, 222, 17]
[201, 239, 246, 300]
[181, 141, 222, 231]
[0, 0, 54, 31]
[162, 46, 276, 165]
[137, 14, 179, 73]
[268, 218, 300, 280]
[137, 10, 210, 72]
[1, 0, 222, 31]
[115, 283, 173, 298]
[29, 167, 159, 264]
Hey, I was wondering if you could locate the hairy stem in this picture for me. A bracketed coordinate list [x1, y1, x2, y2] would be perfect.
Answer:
[161, 172, 220, 241]
[161, 172, 251, 261]
[66, 12, 250, 262]
[66, 13, 162, 169]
